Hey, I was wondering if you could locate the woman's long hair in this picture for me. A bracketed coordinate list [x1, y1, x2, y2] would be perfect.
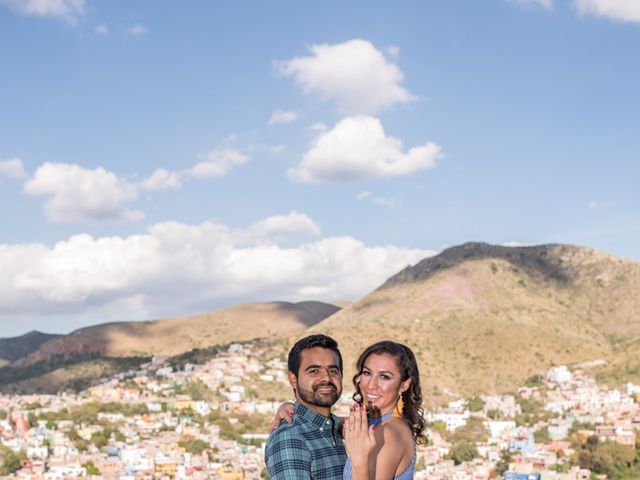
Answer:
[352, 340, 427, 445]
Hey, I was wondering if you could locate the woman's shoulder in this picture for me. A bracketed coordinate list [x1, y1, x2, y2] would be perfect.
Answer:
[378, 416, 414, 444]
[375, 417, 415, 476]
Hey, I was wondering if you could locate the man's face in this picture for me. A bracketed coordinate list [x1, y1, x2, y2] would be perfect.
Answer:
[289, 346, 342, 412]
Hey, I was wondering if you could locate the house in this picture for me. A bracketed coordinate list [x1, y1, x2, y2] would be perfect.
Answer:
[503, 473, 540, 480]
[509, 434, 535, 454]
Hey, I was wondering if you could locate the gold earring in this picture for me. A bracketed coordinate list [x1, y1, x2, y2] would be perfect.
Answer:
[393, 394, 404, 417]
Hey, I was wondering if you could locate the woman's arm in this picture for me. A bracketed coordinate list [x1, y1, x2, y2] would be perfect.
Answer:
[344, 403, 376, 480]
[268, 401, 295, 433]
[344, 405, 412, 480]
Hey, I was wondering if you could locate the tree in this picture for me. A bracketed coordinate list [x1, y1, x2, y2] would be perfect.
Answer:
[551, 463, 570, 473]
[487, 408, 502, 420]
[0, 446, 26, 476]
[448, 441, 478, 465]
[428, 420, 447, 436]
[467, 397, 485, 412]
[82, 461, 101, 475]
[576, 449, 594, 471]
[592, 442, 635, 477]
[534, 426, 550, 444]
[494, 449, 512, 477]
[91, 430, 109, 448]
[27, 412, 38, 429]
[524, 374, 543, 387]
[449, 417, 489, 443]
[68, 402, 101, 424]
[514, 394, 551, 425]
[178, 438, 209, 454]
[74, 437, 89, 453]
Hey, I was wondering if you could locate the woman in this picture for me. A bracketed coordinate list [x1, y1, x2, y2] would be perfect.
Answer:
[343, 340, 426, 480]
[270, 340, 426, 479]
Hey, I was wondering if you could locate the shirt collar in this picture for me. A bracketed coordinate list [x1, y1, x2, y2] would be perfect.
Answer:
[295, 402, 337, 428]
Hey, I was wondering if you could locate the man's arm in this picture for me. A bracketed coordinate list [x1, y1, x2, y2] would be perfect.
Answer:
[265, 429, 312, 480]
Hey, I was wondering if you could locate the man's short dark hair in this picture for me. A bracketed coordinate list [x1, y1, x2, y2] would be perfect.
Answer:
[287, 334, 343, 377]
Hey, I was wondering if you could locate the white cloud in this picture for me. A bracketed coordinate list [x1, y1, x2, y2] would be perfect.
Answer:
[128, 24, 148, 35]
[187, 149, 248, 179]
[0, 0, 84, 23]
[23, 162, 143, 223]
[502, 241, 535, 247]
[267, 109, 299, 126]
[141, 168, 182, 191]
[289, 115, 442, 183]
[94, 24, 108, 35]
[356, 191, 372, 201]
[0, 158, 27, 178]
[574, 0, 640, 23]
[507, 0, 553, 9]
[588, 200, 600, 209]
[0, 215, 436, 328]
[276, 39, 415, 114]
[242, 211, 321, 243]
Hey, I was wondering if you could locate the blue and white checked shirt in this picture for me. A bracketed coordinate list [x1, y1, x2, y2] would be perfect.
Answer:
[265, 402, 347, 479]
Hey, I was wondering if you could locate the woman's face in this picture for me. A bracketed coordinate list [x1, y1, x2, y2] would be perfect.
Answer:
[358, 352, 411, 413]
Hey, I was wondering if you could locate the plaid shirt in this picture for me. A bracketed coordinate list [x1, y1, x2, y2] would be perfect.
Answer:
[265, 402, 347, 480]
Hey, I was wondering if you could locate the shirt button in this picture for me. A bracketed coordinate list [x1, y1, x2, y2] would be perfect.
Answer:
[326, 420, 330, 424]
[319, 427, 324, 431]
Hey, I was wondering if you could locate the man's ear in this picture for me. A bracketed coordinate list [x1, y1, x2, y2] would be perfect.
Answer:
[288, 372, 298, 391]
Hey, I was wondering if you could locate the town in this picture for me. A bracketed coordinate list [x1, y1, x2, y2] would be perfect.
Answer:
[1, 340, 639, 480]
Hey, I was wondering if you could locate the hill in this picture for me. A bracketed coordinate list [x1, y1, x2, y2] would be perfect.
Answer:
[309, 242, 640, 401]
[14, 300, 340, 368]
[0, 301, 339, 393]
[0, 330, 61, 362]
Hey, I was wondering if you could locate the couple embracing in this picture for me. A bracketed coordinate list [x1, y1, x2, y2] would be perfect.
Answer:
[265, 334, 426, 480]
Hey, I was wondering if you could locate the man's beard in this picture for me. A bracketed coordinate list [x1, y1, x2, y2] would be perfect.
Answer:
[297, 382, 341, 407]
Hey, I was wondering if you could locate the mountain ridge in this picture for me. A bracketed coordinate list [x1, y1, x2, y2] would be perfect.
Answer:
[9, 300, 341, 368]
[0, 330, 61, 362]
[310, 242, 640, 401]
[3, 242, 639, 399]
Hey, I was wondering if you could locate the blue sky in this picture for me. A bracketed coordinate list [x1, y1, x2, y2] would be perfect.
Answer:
[1, 0, 638, 337]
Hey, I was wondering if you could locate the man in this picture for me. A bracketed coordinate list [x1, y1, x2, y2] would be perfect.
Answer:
[265, 334, 347, 479]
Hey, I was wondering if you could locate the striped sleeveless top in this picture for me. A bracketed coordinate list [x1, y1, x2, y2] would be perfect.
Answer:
[343, 412, 416, 480]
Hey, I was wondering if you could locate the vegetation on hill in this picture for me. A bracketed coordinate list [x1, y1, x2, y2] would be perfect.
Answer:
[310, 243, 640, 402]
[572, 435, 640, 479]
[0, 356, 150, 394]
[0, 330, 60, 362]
[0, 446, 26, 476]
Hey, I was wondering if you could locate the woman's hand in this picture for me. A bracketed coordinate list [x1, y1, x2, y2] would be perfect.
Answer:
[268, 401, 295, 433]
[343, 403, 376, 477]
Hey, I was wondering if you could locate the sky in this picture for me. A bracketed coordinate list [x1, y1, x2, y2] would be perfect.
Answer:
[1, 0, 639, 338]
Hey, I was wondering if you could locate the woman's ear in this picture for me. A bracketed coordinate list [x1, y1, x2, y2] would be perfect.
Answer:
[400, 378, 412, 394]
